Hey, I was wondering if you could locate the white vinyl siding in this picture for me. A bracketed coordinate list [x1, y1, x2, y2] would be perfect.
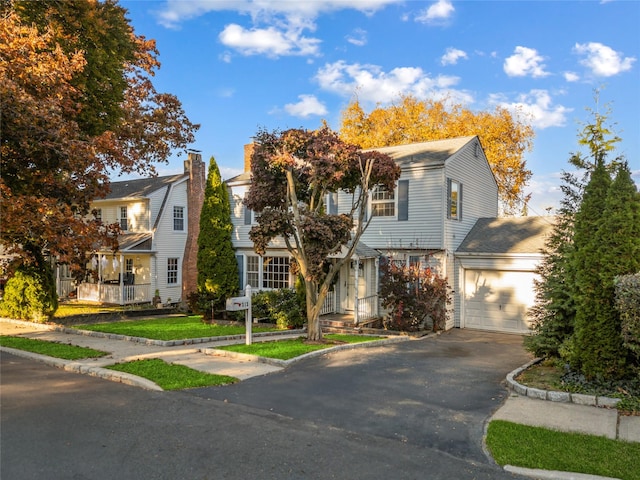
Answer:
[153, 178, 188, 302]
[358, 167, 444, 250]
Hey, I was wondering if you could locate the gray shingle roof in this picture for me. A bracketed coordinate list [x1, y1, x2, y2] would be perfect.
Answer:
[101, 174, 186, 200]
[227, 136, 478, 184]
[365, 136, 477, 168]
[456, 216, 555, 255]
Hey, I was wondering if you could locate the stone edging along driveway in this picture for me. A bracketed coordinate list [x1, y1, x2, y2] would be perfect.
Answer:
[506, 358, 621, 408]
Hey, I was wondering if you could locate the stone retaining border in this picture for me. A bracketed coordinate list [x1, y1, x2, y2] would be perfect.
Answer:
[505, 358, 621, 408]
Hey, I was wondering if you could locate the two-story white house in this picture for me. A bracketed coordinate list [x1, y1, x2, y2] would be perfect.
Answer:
[61, 152, 206, 306]
[228, 136, 504, 331]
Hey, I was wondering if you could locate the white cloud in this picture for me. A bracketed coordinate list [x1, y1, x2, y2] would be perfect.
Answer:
[504, 46, 550, 78]
[315, 60, 473, 105]
[156, 0, 402, 58]
[156, 0, 401, 28]
[574, 42, 636, 77]
[416, 0, 455, 24]
[563, 71, 580, 82]
[490, 90, 572, 129]
[219, 24, 321, 57]
[441, 47, 468, 65]
[346, 28, 367, 46]
[283, 94, 328, 118]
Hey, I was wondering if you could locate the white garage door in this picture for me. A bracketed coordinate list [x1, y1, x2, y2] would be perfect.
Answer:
[463, 269, 536, 334]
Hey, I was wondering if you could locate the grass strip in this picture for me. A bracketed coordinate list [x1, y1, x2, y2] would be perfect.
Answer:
[74, 316, 278, 341]
[486, 420, 640, 480]
[106, 358, 238, 390]
[0, 335, 108, 360]
[218, 334, 384, 360]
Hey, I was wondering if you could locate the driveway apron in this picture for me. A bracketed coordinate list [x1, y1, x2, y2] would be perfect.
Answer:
[189, 329, 533, 465]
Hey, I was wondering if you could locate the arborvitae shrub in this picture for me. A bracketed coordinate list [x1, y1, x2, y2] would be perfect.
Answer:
[0, 265, 58, 322]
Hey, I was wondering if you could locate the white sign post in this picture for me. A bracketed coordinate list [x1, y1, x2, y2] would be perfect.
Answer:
[226, 285, 252, 345]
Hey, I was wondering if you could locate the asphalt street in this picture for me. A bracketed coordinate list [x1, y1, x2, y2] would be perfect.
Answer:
[1, 330, 532, 480]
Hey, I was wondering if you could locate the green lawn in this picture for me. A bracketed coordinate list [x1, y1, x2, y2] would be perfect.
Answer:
[74, 315, 279, 340]
[106, 358, 238, 390]
[218, 334, 385, 360]
[486, 420, 640, 480]
[0, 335, 108, 360]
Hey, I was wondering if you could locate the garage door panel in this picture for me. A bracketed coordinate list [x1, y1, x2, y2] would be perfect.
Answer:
[464, 269, 535, 334]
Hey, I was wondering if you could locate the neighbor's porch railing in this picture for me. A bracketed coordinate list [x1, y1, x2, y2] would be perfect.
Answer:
[77, 283, 152, 305]
[57, 279, 75, 299]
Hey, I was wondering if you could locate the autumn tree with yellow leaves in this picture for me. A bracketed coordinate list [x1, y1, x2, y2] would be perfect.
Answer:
[339, 95, 534, 214]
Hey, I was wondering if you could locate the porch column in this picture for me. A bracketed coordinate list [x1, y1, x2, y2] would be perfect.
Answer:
[354, 255, 360, 326]
[119, 253, 124, 305]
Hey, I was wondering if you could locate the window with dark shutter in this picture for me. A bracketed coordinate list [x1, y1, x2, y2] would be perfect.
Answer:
[244, 206, 252, 225]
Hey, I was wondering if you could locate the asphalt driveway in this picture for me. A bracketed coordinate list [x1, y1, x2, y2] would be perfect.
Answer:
[190, 329, 534, 464]
[2, 328, 533, 479]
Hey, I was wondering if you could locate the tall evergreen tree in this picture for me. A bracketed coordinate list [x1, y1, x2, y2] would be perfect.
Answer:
[570, 159, 615, 377]
[195, 157, 239, 319]
[525, 171, 582, 358]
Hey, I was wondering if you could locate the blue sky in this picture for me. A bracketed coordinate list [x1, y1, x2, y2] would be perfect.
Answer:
[120, 0, 639, 215]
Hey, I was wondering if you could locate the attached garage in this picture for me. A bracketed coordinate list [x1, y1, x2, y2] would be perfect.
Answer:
[455, 217, 554, 334]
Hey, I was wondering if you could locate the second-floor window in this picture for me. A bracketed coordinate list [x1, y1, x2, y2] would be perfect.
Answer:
[173, 206, 185, 231]
[94, 208, 102, 222]
[371, 185, 395, 217]
[447, 178, 462, 220]
[119, 206, 128, 231]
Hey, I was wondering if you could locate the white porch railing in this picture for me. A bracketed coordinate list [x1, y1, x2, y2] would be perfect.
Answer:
[320, 290, 337, 315]
[356, 294, 378, 323]
[57, 279, 75, 299]
[77, 283, 152, 305]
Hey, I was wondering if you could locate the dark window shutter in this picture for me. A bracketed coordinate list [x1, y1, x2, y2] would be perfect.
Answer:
[446, 178, 452, 219]
[329, 192, 338, 215]
[398, 180, 408, 221]
[244, 206, 252, 225]
[236, 255, 244, 290]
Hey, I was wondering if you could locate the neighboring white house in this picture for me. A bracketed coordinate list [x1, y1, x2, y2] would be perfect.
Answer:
[228, 136, 524, 331]
[58, 152, 206, 306]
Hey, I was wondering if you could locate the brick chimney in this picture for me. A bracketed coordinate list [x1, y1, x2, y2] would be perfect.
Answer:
[182, 151, 205, 304]
[244, 143, 254, 172]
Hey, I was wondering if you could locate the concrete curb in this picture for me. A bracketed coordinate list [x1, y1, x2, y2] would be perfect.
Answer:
[0, 346, 162, 391]
[504, 465, 622, 480]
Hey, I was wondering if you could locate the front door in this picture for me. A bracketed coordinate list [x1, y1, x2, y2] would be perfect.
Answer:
[346, 259, 366, 311]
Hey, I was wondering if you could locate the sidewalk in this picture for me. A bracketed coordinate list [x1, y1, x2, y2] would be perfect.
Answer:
[0, 319, 288, 387]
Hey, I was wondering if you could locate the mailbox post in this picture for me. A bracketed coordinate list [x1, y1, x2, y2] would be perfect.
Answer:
[226, 285, 252, 345]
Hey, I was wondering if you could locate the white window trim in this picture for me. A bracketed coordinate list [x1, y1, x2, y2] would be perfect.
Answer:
[370, 185, 396, 218]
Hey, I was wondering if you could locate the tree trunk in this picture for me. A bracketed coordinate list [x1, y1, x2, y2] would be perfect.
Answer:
[305, 280, 326, 342]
